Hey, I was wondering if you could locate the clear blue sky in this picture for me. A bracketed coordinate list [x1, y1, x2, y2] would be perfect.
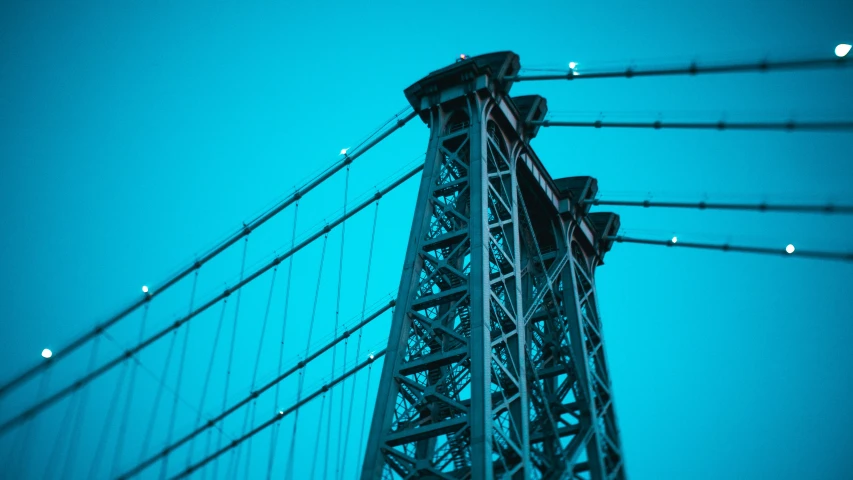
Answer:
[1, 1, 852, 479]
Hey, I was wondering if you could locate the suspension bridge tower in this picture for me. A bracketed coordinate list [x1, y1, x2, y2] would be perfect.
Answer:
[361, 51, 626, 479]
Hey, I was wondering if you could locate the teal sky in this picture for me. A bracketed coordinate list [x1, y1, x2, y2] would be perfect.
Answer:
[1, 1, 852, 479]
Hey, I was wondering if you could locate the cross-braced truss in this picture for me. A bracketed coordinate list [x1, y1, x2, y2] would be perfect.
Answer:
[363, 83, 623, 480]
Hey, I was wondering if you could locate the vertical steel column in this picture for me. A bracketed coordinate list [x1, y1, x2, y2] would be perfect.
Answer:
[363, 51, 624, 480]
[467, 93, 494, 480]
[360, 104, 449, 479]
[361, 97, 487, 478]
[561, 233, 625, 480]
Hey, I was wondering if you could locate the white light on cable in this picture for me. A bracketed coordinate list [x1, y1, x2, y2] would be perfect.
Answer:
[340, 148, 349, 155]
[42, 348, 52, 359]
[671, 236, 678, 244]
[142, 285, 149, 293]
[786, 244, 795, 254]
[368, 353, 375, 360]
[278, 410, 285, 415]
[835, 44, 852, 57]
[569, 62, 577, 69]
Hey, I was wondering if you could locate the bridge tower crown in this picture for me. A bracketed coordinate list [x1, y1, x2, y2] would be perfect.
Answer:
[362, 51, 625, 480]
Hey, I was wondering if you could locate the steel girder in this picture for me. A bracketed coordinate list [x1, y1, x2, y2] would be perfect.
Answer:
[362, 51, 624, 480]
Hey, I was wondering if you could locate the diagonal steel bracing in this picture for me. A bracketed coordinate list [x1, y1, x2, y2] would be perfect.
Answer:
[363, 51, 625, 480]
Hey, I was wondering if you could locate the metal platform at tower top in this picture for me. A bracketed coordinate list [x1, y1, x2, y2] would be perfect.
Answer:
[406, 51, 621, 266]
[363, 51, 625, 479]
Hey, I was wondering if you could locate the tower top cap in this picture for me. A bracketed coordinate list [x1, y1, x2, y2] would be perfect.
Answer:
[404, 51, 521, 116]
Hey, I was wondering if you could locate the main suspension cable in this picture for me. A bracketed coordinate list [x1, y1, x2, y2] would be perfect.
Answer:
[115, 300, 393, 480]
[0, 165, 421, 436]
[508, 55, 851, 82]
[532, 119, 853, 132]
[0, 109, 417, 400]
[172, 349, 386, 480]
[587, 198, 853, 214]
[607, 235, 853, 262]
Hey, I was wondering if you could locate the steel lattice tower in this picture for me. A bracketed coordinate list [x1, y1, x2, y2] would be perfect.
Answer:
[362, 51, 625, 480]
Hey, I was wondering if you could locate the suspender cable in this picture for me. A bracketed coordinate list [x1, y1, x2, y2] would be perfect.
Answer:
[285, 233, 329, 480]
[139, 327, 179, 461]
[607, 235, 853, 262]
[52, 337, 100, 479]
[247, 269, 279, 478]
[268, 201, 300, 479]
[587, 199, 853, 215]
[355, 318, 382, 471]
[340, 199, 380, 475]
[172, 350, 386, 480]
[186, 298, 228, 466]
[110, 304, 149, 477]
[6, 370, 51, 477]
[88, 361, 128, 478]
[0, 109, 418, 401]
[115, 302, 394, 480]
[325, 165, 350, 479]
[310, 393, 328, 480]
[44, 386, 79, 479]
[240, 403, 257, 479]
[532, 119, 853, 132]
[336, 328, 349, 472]
[212, 236, 250, 480]
[508, 56, 851, 82]
[232, 268, 278, 479]
[0, 165, 422, 437]
[160, 269, 200, 479]
[194, 299, 228, 480]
